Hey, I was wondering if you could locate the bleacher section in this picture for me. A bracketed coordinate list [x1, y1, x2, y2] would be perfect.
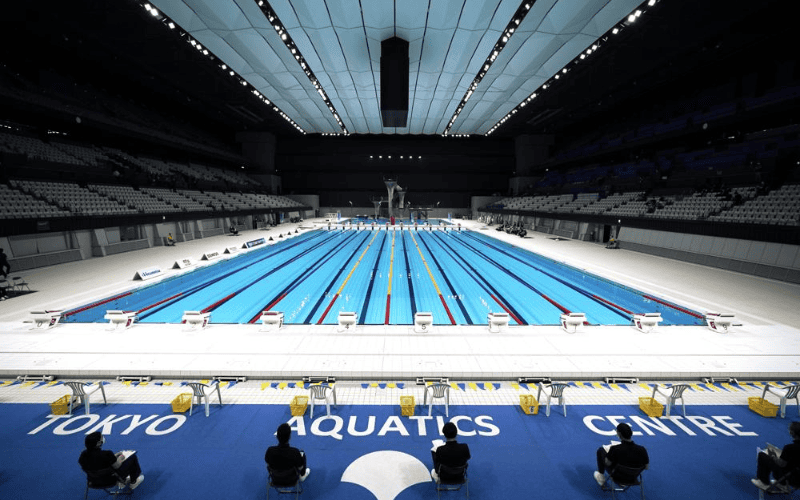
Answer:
[0, 183, 71, 219]
[11, 179, 135, 216]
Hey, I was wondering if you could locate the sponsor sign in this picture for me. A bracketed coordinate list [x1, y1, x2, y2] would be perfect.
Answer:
[133, 266, 162, 280]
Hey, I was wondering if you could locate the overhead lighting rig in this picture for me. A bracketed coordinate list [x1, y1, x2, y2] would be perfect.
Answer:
[442, 1, 536, 136]
[137, 1, 306, 134]
[486, 0, 661, 135]
[254, 0, 348, 135]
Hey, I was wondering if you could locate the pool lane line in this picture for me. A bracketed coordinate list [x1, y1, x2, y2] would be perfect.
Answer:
[416, 232, 473, 324]
[246, 231, 362, 323]
[137, 231, 333, 320]
[385, 231, 395, 324]
[461, 231, 629, 321]
[408, 230, 456, 325]
[591, 295, 633, 315]
[428, 231, 522, 325]
[62, 291, 133, 318]
[137, 292, 184, 314]
[449, 232, 573, 320]
[358, 232, 388, 324]
[643, 294, 704, 319]
[316, 230, 381, 324]
[401, 231, 417, 318]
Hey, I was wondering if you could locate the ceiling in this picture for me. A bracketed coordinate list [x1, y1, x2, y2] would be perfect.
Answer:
[148, 0, 642, 135]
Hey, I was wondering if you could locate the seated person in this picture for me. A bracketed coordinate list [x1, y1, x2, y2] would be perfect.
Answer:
[431, 422, 471, 482]
[752, 421, 800, 491]
[166, 233, 175, 246]
[594, 423, 649, 487]
[79, 431, 144, 490]
[230, 224, 239, 236]
[266, 423, 311, 484]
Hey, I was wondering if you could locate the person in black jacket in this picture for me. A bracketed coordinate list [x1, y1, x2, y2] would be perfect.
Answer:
[78, 432, 144, 490]
[265, 423, 311, 484]
[431, 422, 471, 482]
[594, 423, 649, 487]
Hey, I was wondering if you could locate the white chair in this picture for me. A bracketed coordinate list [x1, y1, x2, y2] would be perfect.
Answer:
[632, 313, 662, 333]
[651, 383, 689, 417]
[260, 311, 284, 331]
[104, 310, 136, 330]
[705, 312, 736, 333]
[308, 384, 337, 419]
[414, 312, 433, 333]
[761, 384, 800, 419]
[65, 381, 107, 416]
[186, 382, 223, 417]
[30, 310, 62, 329]
[337, 311, 357, 331]
[537, 382, 568, 417]
[182, 311, 211, 330]
[560, 312, 586, 333]
[487, 312, 509, 332]
[424, 382, 450, 417]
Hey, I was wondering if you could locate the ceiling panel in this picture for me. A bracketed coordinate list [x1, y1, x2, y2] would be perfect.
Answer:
[150, 0, 647, 135]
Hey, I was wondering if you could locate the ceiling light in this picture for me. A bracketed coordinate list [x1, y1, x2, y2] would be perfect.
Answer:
[628, 14, 636, 22]
[229, 70, 235, 76]
[635, 9, 642, 17]
[168, 22, 175, 29]
[648, 0, 655, 5]
[612, 27, 619, 34]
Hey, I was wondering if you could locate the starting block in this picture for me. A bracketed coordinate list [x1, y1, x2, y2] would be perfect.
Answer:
[182, 311, 211, 330]
[260, 311, 284, 331]
[104, 310, 136, 330]
[414, 312, 433, 333]
[705, 312, 736, 333]
[30, 310, 62, 330]
[337, 311, 357, 331]
[560, 312, 586, 333]
[487, 312, 509, 332]
[632, 312, 662, 333]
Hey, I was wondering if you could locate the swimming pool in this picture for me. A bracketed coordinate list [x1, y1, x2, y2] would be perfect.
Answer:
[62, 228, 704, 326]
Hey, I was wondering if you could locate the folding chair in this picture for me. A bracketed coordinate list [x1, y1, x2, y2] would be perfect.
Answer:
[186, 382, 223, 417]
[651, 384, 689, 417]
[309, 384, 336, 419]
[267, 466, 303, 499]
[12, 276, 30, 294]
[537, 382, 568, 417]
[82, 467, 131, 499]
[424, 382, 451, 417]
[434, 464, 468, 499]
[601, 464, 646, 500]
[761, 384, 800, 419]
[758, 466, 800, 499]
[66, 381, 107, 416]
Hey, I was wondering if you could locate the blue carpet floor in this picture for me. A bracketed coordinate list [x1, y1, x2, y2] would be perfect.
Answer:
[0, 402, 789, 499]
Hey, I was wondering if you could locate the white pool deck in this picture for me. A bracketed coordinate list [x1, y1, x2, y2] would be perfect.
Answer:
[1, 218, 798, 381]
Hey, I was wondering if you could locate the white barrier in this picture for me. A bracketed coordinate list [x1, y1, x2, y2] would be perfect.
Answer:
[30, 310, 62, 329]
[182, 311, 211, 330]
[414, 312, 433, 333]
[104, 310, 136, 330]
[632, 313, 662, 333]
[560, 312, 587, 333]
[487, 312, 509, 333]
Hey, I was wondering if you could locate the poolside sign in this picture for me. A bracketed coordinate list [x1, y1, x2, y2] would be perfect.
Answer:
[133, 266, 162, 280]
[202, 250, 220, 261]
[224, 246, 239, 254]
[173, 257, 196, 269]
[244, 237, 266, 249]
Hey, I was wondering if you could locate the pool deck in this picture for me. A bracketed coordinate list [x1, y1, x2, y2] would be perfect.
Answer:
[1, 218, 798, 381]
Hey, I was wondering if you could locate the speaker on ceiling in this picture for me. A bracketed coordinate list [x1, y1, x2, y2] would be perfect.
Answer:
[380, 37, 409, 128]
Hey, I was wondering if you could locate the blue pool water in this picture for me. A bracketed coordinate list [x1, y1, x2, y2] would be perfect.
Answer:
[62, 229, 704, 326]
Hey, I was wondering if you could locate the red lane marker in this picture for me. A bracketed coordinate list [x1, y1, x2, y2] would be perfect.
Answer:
[643, 295, 704, 319]
[439, 295, 456, 325]
[137, 292, 183, 314]
[62, 291, 133, 317]
[489, 294, 523, 325]
[541, 293, 570, 315]
[247, 292, 290, 324]
[316, 294, 339, 325]
[592, 294, 633, 315]
[384, 295, 391, 325]
[201, 293, 236, 314]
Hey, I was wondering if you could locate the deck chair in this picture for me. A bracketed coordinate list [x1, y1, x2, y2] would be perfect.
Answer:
[761, 384, 800, 419]
[537, 382, 568, 417]
[186, 382, 223, 417]
[66, 381, 107, 416]
[424, 382, 451, 417]
[434, 464, 468, 499]
[267, 466, 303, 499]
[309, 384, 336, 419]
[601, 464, 646, 500]
[83, 466, 131, 499]
[651, 384, 689, 417]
